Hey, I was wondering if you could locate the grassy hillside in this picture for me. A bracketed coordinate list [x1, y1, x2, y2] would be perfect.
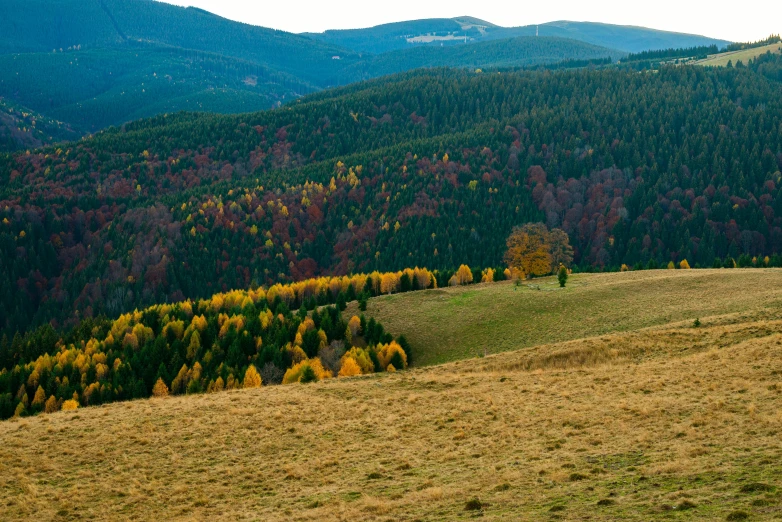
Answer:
[696, 42, 782, 67]
[2, 270, 781, 520]
[349, 269, 782, 366]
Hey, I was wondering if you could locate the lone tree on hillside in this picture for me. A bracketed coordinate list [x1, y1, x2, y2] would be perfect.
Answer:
[558, 264, 569, 288]
[504, 223, 573, 277]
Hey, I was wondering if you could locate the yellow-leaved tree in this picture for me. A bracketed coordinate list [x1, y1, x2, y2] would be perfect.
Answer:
[348, 316, 361, 343]
[342, 347, 374, 374]
[454, 264, 474, 285]
[31, 386, 46, 408]
[243, 365, 262, 388]
[377, 341, 408, 371]
[380, 272, 399, 295]
[44, 395, 59, 414]
[338, 357, 362, 377]
[481, 268, 495, 283]
[282, 358, 332, 384]
[152, 378, 169, 397]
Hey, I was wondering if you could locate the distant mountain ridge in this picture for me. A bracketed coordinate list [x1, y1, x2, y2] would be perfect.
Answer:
[306, 17, 731, 55]
[0, 1, 731, 148]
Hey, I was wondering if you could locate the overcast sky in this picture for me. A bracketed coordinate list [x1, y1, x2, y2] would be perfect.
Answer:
[157, 0, 779, 43]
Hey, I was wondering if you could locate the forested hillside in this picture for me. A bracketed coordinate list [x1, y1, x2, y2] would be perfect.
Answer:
[342, 37, 622, 80]
[0, 266, 433, 419]
[0, 45, 312, 132]
[0, 98, 81, 153]
[0, 0, 356, 84]
[0, 0, 735, 142]
[2, 53, 782, 340]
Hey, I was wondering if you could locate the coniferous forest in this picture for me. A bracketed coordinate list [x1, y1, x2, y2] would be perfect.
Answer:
[3, 53, 782, 342]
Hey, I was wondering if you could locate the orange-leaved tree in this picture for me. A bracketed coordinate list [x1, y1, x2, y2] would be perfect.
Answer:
[504, 223, 573, 277]
[455, 264, 474, 285]
[338, 357, 362, 377]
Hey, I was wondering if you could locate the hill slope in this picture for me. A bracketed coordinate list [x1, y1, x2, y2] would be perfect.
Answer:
[0, 0, 356, 86]
[0, 98, 81, 152]
[696, 42, 782, 67]
[350, 269, 782, 366]
[342, 36, 622, 80]
[2, 58, 782, 338]
[2, 270, 780, 521]
[0, 45, 313, 132]
[307, 17, 730, 54]
[0, 1, 734, 141]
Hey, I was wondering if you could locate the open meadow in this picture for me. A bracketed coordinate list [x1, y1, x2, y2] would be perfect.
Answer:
[1, 269, 782, 520]
[696, 42, 782, 66]
[350, 269, 782, 366]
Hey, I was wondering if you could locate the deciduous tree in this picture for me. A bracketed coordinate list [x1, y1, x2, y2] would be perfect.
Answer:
[505, 223, 571, 277]
[243, 365, 262, 388]
[152, 378, 169, 397]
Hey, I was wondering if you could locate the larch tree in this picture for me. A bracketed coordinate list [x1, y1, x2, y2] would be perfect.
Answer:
[338, 357, 362, 377]
[380, 272, 399, 295]
[243, 365, 262, 388]
[152, 378, 169, 397]
[31, 386, 46, 409]
[481, 268, 495, 283]
[348, 315, 361, 339]
[44, 395, 59, 414]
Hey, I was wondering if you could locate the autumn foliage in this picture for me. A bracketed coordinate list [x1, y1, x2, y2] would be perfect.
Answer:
[242, 365, 262, 388]
[0, 265, 444, 419]
[504, 223, 573, 277]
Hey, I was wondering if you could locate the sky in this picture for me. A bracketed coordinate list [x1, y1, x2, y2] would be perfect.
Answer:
[157, 0, 780, 43]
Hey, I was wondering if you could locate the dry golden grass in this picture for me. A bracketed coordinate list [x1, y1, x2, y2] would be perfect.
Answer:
[2, 270, 782, 520]
[696, 42, 782, 67]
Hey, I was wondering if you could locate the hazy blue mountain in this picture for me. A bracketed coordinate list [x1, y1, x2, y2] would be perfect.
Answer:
[307, 17, 731, 55]
[304, 18, 493, 54]
[0, 0, 360, 86]
[342, 36, 623, 80]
